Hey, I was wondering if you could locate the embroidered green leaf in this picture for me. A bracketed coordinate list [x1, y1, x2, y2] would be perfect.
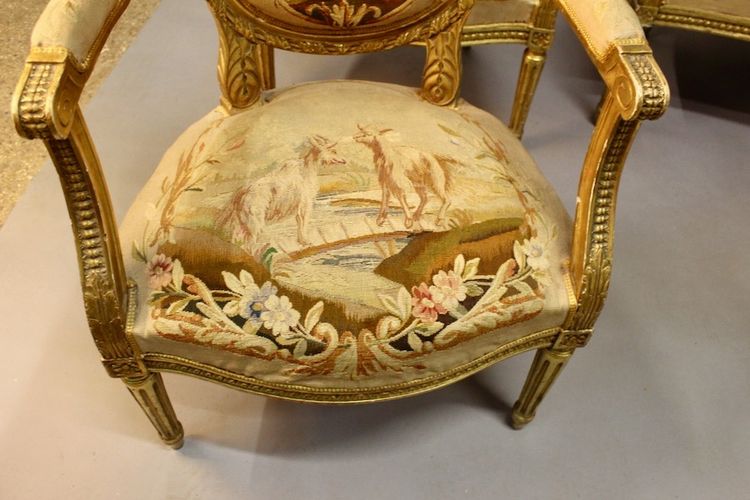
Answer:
[242, 320, 260, 335]
[396, 287, 412, 321]
[196, 302, 229, 324]
[153, 318, 183, 336]
[453, 254, 466, 277]
[167, 298, 190, 314]
[414, 322, 444, 337]
[463, 257, 480, 280]
[407, 332, 423, 352]
[380, 288, 412, 322]
[304, 301, 325, 332]
[465, 283, 484, 297]
[149, 291, 168, 303]
[223, 299, 240, 317]
[210, 331, 235, 347]
[131, 241, 148, 263]
[261, 247, 278, 270]
[222, 271, 245, 294]
[449, 303, 469, 319]
[379, 294, 400, 318]
[293, 339, 308, 358]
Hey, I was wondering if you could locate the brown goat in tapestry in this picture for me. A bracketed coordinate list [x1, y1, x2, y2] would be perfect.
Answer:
[354, 124, 456, 228]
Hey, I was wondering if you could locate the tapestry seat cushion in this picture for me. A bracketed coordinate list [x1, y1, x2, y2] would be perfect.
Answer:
[119, 81, 574, 392]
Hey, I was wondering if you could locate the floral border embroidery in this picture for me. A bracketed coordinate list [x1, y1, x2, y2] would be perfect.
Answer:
[133, 112, 558, 379]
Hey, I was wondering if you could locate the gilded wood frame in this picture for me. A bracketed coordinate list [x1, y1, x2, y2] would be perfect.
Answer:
[461, 0, 558, 137]
[636, 0, 750, 41]
[12, 0, 668, 446]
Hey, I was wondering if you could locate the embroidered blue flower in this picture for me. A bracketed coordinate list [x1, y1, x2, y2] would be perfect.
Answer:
[243, 281, 278, 322]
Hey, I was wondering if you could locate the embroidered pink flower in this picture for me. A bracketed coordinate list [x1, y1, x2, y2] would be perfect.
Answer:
[429, 270, 467, 311]
[147, 254, 173, 290]
[411, 283, 447, 323]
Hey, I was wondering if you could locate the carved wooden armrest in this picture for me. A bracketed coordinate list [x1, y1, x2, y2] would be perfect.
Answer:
[556, 0, 668, 121]
[554, 0, 670, 333]
[13, 0, 129, 139]
[11, 0, 145, 379]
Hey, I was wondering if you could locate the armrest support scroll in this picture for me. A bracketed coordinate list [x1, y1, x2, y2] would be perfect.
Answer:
[13, 0, 130, 139]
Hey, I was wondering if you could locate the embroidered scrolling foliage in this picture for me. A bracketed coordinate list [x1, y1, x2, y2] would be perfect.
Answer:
[133, 113, 558, 380]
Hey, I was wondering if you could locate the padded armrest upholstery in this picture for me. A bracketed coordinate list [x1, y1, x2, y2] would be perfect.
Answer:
[557, 0, 646, 62]
[30, 0, 127, 68]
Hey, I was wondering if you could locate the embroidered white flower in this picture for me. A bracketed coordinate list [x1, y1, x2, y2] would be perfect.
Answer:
[429, 269, 467, 311]
[521, 236, 549, 271]
[222, 270, 276, 321]
[261, 295, 301, 336]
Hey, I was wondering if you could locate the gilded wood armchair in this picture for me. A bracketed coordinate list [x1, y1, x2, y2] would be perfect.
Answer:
[13, 0, 668, 448]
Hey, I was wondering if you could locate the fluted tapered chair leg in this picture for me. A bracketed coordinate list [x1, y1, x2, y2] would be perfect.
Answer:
[124, 372, 184, 448]
[511, 347, 573, 429]
[509, 47, 548, 138]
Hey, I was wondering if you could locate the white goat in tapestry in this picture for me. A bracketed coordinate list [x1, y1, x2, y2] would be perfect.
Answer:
[354, 124, 457, 228]
[217, 135, 345, 247]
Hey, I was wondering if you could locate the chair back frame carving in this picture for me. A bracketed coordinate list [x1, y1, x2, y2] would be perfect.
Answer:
[209, 0, 475, 110]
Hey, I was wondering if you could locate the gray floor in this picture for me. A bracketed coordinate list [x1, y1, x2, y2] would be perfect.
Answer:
[1, 1, 749, 499]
